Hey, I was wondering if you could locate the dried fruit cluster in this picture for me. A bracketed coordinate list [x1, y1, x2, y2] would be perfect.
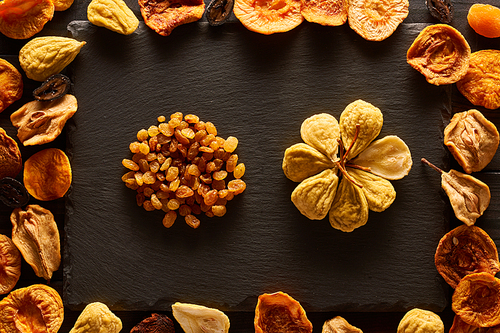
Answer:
[122, 113, 246, 229]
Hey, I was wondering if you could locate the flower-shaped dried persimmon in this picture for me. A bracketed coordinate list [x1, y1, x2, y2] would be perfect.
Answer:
[233, 0, 303, 35]
[0, 0, 55, 39]
[0, 58, 22, 114]
[452, 272, 500, 328]
[435, 225, 500, 289]
[407, 24, 471, 86]
[23, 148, 72, 201]
[457, 50, 500, 110]
[467, 4, 500, 39]
[347, 0, 408, 41]
[301, 0, 347, 27]
[255, 291, 312, 333]
[138, 0, 205, 36]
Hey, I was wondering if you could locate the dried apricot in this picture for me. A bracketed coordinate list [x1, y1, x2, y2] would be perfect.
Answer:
[457, 50, 500, 110]
[450, 314, 500, 333]
[0, 127, 22, 179]
[347, 0, 409, 41]
[233, 0, 303, 35]
[467, 4, 500, 38]
[407, 24, 471, 86]
[0, 0, 55, 39]
[0, 58, 22, 113]
[301, 0, 347, 26]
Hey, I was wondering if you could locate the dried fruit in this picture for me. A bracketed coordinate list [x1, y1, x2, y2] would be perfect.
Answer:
[301, 0, 348, 26]
[0, 58, 22, 113]
[11, 204, 61, 281]
[87, 0, 139, 35]
[0, 127, 22, 179]
[52, 0, 74, 11]
[397, 308, 444, 333]
[131, 313, 175, 333]
[426, 0, 453, 24]
[0, 177, 30, 208]
[10, 94, 78, 146]
[347, 0, 409, 41]
[422, 158, 490, 226]
[0, 284, 64, 333]
[452, 272, 500, 327]
[138, 0, 205, 36]
[467, 4, 500, 38]
[322, 316, 362, 333]
[347, 167, 396, 212]
[456, 50, 500, 110]
[0, 0, 54, 39]
[233, 0, 303, 35]
[407, 24, 471, 86]
[0, 234, 21, 295]
[435, 225, 500, 289]
[254, 291, 312, 333]
[19, 36, 86, 82]
[172, 302, 230, 333]
[23, 148, 72, 201]
[206, 0, 234, 26]
[69, 302, 122, 333]
[444, 109, 499, 174]
[450, 315, 500, 333]
[300, 113, 340, 161]
[33, 74, 71, 101]
[329, 176, 369, 232]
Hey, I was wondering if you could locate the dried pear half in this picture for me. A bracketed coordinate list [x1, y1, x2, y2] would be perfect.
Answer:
[351, 135, 412, 180]
[347, 167, 395, 212]
[282, 143, 336, 182]
[322, 316, 363, 333]
[172, 302, 230, 333]
[300, 113, 340, 161]
[291, 168, 339, 220]
[329, 176, 369, 232]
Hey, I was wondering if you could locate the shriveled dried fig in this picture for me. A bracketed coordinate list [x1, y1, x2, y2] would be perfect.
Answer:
[347, 167, 396, 212]
[87, 0, 139, 35]
[0, 234, 21, 295]
[397, 308, 444, 333]
[322, 316, 362, 333]
[131, 313, 175, 333]
[301, 113, 340, 161]
[172, 302, 230, 333]
[283, 143, 336, 183]
[329, 176, 369, 232]
[70, 302, 122, 333]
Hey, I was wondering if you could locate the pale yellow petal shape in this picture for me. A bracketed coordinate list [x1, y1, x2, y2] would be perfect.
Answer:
[347, 167, 396, 212]
[300, 113, 340, 161]
[283, 143, 336, 182]
[172, 302, 230, 333]
[329, 176, 369, 232]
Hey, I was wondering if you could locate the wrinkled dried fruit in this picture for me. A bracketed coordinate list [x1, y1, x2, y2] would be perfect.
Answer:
[233, 0, 303, 35]
[426, 0, 452, 24]
[301, 0, 348, 26]
[87, 0, 139, 35]
[444, 110, 499, 174]
[452, 272, 500, 328]
[19, 36, 86, 82]
[33, 74, 71, 101]
[407, 24, 471, 86]
[172, 302, 230, 333]
[138, 0, 205, 36]
[435, 225, 500, 289]
[11, 204, 60, 281]
[0, 234, 21, 295]
[131, 313, 175, 333]
[283, 143, 336, 183]
[422, 159, 490, 226]
[206, 0, 234, 26]
[347, 167, 395, 212]
[0, 0, 54, 39]
[0, 177, 30, 208]
[329, 176, 369, 232]
[467, 4, 500, 38]
[457, 50, 500, 110]
[70, 302, 122, 333]
[0, 284, 63, 333]
[301, 113, 340, 161]
[52, 0, 74, 11]
[348, 0, 409, 41]
[23, 148, 72, 201]
[0, 128, 22, 179]
[255, 291, 312, 333]
[11, 94, 78, 146]
[450, 315, 500, 333]
[0, 58, 22, 113]
[322, 316, 362, 333]
[397, 308, 444, 333]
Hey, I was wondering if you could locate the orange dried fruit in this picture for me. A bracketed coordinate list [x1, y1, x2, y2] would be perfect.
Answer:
[450, 315, 500, 333]
[233, 0, 303, 35]
[0, 234, 21, 295]
[138, 0, 205, 36]
[407, 24, 471, 86]
[0, 127, 22, 179]
[254, 291, 313, 333]
[467, 4, 500, 38]
[23, 148, 72, 201]
[52, 0, 74, 11]
[0, 0, 55, 39]
[457, 50, 500, 110]
[301, 0, 347, 26]
[347, 0, 409, 41]
[0, 58, 22, 113]
[452, 272, 500, 328]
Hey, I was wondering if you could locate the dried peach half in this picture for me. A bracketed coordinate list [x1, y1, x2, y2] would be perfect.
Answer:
[407, 24, 471, 86]
[0, 127, 22, 180]
[255, 291, 313, 333]
[457, 50, 500, 110]
[0, 0, 55, 39]
[0, 58, 22, 114]
[450, 315, 500, 333]
[301, 0, 347, 26]
[347, 0, 409, 41]
[23, 148, 72, 201]
[138, 0, 205, 36]
[0, 234, 21, 295]
[233, 0, 303, 35]
[467, 4, 500, 38]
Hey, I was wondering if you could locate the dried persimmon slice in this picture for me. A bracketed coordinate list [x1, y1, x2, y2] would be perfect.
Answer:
[301, 0, 347, 26]
[233, 0, 303, 35]
[0, 0, 55, 39]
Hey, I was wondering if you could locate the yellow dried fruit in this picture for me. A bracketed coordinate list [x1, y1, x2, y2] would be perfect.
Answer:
[87, 0, 139, 35]
[397, 308, 444, 333]
[0, 58, 23, 114]
[0, 234, 21, 295]
[301, 113, 340, 161]
[0, 0, 54, 39]
[329, 176, 369, 232]
[347, 167, 396, 212]
[70, 302, 122, 333]
[172, 302, 230, 333]
[301, 0, 348, 26]
[19, 36, 86, 82]
[282, 143, 336, 183]
[322, 316, 363, 333]
[0, 127, 22, 179]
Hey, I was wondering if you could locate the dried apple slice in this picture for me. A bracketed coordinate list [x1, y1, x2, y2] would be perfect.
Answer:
[172, 302, 230, 333]
[301, 0, 348, 26]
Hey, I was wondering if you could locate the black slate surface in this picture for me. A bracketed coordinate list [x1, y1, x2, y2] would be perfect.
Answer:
[64, 20, 451, 312]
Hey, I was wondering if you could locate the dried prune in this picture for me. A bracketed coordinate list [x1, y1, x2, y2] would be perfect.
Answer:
[33, 74, 71, 101]
[426, 0, 453, 24]
[0, 177, 29, 208]
[131, 313, 175, 333]
[206, 0, 234, 26]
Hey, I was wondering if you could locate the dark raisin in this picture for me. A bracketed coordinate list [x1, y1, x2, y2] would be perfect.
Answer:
[33, 74, 71, 101]
[426, 0, 453, 24]
[206, 0, 234, 26]
[0, 177, 30, 208]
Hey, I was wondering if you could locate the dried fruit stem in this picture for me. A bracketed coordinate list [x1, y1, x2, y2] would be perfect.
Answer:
[421, 157, 443, 174]
[336, 124, 364, 188]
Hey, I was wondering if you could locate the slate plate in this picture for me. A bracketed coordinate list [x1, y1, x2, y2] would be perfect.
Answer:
[64, 20, 451, 312]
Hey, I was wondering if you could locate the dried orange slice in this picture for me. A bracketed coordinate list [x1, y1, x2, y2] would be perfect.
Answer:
[138, 0, 205, 36]
[0, 0, 55, 39]
[255, 291, 313, 333]
[347, 0, 409, 41]
[467, 4, 500, 38]
[301, 0, 347, 26]
[0, 58, 22, 114]
[233, 0, 303, 35]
